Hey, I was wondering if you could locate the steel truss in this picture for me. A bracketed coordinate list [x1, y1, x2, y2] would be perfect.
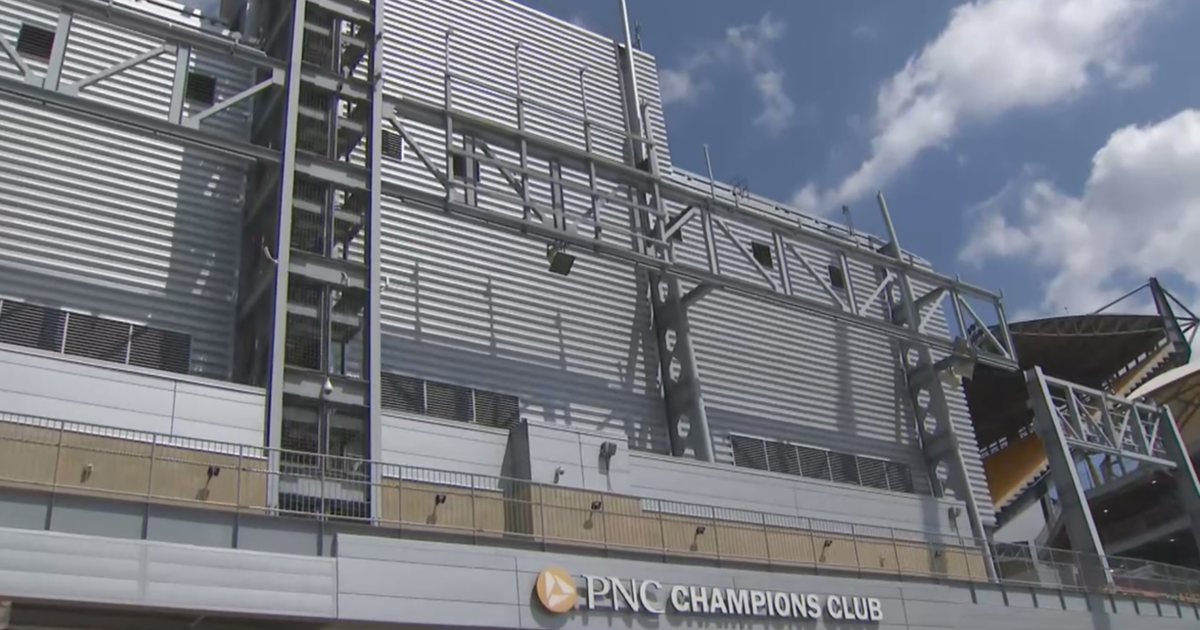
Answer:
[1, 0, 1016, 533]
[1026, 368, 1200, 588]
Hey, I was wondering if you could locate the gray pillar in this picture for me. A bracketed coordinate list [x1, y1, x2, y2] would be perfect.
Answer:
[1026, 367, 1113, 590]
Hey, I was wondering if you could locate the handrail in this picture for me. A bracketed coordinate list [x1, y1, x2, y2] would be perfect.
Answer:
[0, 412, 1198, 601]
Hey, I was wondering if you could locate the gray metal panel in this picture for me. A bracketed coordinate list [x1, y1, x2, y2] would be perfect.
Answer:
[0, 0, 252, 379]
[380, 412, 509, 476]
[377, 0, 670, 452]
[333, 534, 1200, 630]
[0, 347, 265, 445]
[0, 525, 337, 618]
[655, 181, 995, 525]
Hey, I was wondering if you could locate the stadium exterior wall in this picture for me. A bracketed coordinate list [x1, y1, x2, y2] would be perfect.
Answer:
[0, 526, 1195, 630]
[0, 0, 990, 538]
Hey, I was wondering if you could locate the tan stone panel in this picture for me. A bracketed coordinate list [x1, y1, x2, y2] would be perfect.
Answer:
[54, 433, 153, 497]
[765, 529, 818, 566]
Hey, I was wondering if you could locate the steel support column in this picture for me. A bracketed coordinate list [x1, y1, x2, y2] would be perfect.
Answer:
[233, 0, 384, 517]
[1026, 367, 1114, 590]
[875, 193, 995, 579]
[261, 0, 308, 511]
[1156, 403, 1200, 557]
[616, 0, 713, 461]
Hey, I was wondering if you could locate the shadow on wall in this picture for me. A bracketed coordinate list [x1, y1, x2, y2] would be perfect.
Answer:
[889, 335, 965, 571]
[165, 44, 245, 381]
[381, 260, 668, 453]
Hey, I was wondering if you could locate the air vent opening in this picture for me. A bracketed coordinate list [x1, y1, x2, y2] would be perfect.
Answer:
[382, 130, 404, 160]
[185, 71, 218, 105]
[16, 23, 55, 62]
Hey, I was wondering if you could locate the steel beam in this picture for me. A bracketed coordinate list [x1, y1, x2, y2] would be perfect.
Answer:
[0, 58, 1017, 373]
[615, 0, 713, 462]
[874, 193, 994, 579]
[1156, 403, 1200, 559]
[263, 0, 309, 511]
[365, 0, 386, 523]
[1027, 367, 1114, 590]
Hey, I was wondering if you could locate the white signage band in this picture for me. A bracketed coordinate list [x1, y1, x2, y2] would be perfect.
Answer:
[583, 576, 883, 623]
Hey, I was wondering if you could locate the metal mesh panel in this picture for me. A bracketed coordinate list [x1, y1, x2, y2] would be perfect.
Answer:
[426, 381, 474, 423]
[63, 313, 131, 364]
[797, 445, 832, 481]
[829, 451, 860, 485]
[0, 301, 65, 352]
[885, 461, 916, 493]
[766, 440, 801, 475]
[184, 72, 217, 105]
[280, 403, 321, 473]
[473, 389, 520, 430]
[857, 457, 889, 490]
[730, 434, 769, 470]
[129, 327, 192, 375]
[381, 373, 425, 414]
[382, 130, 404, 160]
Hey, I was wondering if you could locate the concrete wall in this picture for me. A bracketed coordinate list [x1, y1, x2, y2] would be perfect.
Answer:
[0, 346, 264, 445]
[0, 526, 336, 617]
[1, 522, 1194, 630]
[335, 535, 1195, 630]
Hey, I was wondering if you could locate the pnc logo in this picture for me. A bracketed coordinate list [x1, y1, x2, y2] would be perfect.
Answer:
[536, 567, 578, 614]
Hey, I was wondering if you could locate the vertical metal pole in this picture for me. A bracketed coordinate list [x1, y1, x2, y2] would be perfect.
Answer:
[877, 191, 995, 580]
[366, 0, 385, 524]
[265, 0, 308, 511]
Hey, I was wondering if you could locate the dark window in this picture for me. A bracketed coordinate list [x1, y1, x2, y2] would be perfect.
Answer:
[474, 389, 521, 430]
[451, 148, 481, 182]
[381, 373, 425, 414]
[828, 263, 846, 290]
[425, 381, 474, 423]
[765, 440, 801, 475]
[885, 461, 915, 493]
[750, 241, 773, 269]
[380, 372, 520, 429]
[857, 457, 890, 490]
[730, 435, 768, 470]
[797, 445, 832, 481]
[128, 326, 192, 375]
[185, 71, 218, 105]
[16, 23, 55, 62]
[731, 433, 921, 496]
[0, 301, 64, 352]
[382, 130, 404, 160]
[63, 313, 131, 364]
[0, 300, 191, 373]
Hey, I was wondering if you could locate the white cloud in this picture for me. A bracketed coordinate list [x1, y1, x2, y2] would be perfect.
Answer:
[793, 0, 1163, 215]
[658, 14, 795, 133]
[959, 109, 1200, 318]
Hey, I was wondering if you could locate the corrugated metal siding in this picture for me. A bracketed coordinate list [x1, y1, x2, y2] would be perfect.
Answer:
[378, 0, 669, 452]
[660, 174, 993, 523]
[0, 0, 252, 379]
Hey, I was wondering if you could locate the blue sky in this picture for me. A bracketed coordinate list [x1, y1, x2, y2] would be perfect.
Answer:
[518, 0, 1200, 325]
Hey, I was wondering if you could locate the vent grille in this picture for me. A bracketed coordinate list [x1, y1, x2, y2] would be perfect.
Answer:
[0, 299, 192, 374]
[184, 71, 217, 105]
[16, 23, 55, 61]
[382, 130, 404, 160]
[731, 433, 920, 495]
[380, 372, 520, 430]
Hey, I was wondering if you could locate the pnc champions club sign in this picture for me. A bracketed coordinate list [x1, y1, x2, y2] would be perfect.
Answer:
[535, 567, 884, 623]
